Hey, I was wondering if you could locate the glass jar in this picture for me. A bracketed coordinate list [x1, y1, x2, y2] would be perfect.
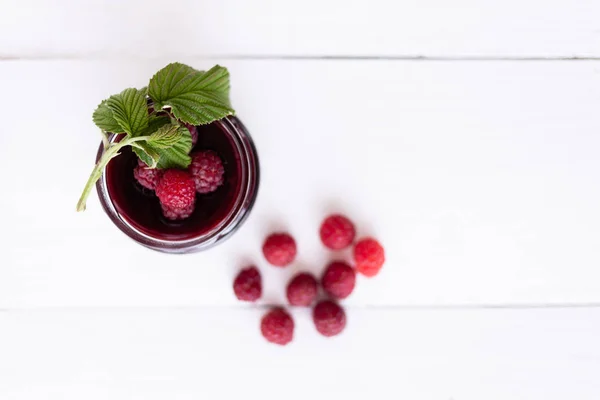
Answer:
[95, 116, 259, 253]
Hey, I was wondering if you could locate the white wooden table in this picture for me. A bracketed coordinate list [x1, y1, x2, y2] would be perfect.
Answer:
[1, 1, 600, 399]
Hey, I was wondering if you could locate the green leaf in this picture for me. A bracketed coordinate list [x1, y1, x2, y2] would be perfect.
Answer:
[148, 63, 234, 125]
[92, 100, 123, 133]
[132, 115, 172, 165]
[148, 63, 198, 100]
[147, 123, 185, 149]
[132, 143, 160, 169]
[150, 125, 193, 169]
[106, 88, 149, 136]
[141, 115, 171, 136]
[133, 123, 193, 169]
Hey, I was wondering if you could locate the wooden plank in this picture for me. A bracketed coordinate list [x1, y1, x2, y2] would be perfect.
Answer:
[1, 0, 599, 58]
[1, 59, 600, 307]
[1, 307, 599, 399]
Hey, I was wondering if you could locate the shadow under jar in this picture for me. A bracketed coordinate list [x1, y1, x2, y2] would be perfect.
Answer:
[96, 116, 259, 253]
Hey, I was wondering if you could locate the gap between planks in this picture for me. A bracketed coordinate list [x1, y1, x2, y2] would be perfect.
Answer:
[2, 54, 600, 62]
[2, 302, 600, 313]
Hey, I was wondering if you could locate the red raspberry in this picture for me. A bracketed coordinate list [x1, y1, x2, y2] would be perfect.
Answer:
[161, 202, 195, 220]
[286, 273, 318, 306]
[313, 300, 346, 337]
[133, 158, 162, 190]
[155, 169, 196, 220]
[186, 124, 199, 147]
[262, 233, 297, 267]
[319, 214, 356, 250]
[354, 238, 385, 277]
[260, 308, 294, 345]
[233, 267, 262, 302]
[321, 261, 356, 299]
[181, 122, 199, 147]
[189, 150, 225, 194]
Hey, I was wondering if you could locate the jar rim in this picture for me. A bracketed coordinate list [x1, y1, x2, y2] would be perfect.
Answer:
[95, 116, 259, 253]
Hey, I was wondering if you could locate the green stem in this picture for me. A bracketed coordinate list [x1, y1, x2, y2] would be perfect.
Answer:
[99, 129, 109, 150]
[76, 136, 150, 212]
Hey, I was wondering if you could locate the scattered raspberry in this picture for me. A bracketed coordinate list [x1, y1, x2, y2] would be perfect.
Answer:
[321, 261, 356, 299]
[319, 214, 356, 250]
[260, 308, 294, 345]
[262, 233, 297, 267]
[354, 237, 385, 277]
[155, 169, 196, 220]
[133, 158, 162, 190]
[189, 150, 225, 194]
[185, 124, 198, 147]
[286, 273, 318, 306]
[233, 267, 262, 302]
[313, 300, 346, 337]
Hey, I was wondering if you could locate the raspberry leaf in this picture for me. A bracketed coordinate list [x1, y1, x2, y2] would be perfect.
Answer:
[148, 63, 234, 125]
[141, 115, 171, 136]
[92, 100, 123, 133]
[133, 123, 192, 169]
[148, 63, 199, 100]
[132, 143, 160, 169]
[147, 123, 185, 149]
[78, 63, 234, 213]
[148, 125, 193, 169]
[107, 88, 149, 137]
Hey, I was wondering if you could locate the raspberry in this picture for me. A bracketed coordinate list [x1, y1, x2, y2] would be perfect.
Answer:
[233, 267, 262, 302]
[313, 300, 346, 337]
[189, 150, 225, 194]
[161, 202, 195, 220]
[133, 158, 162, 190]
[260, 308, 294, 345]
[354, 238, 385, 277]
[185, 123, 198, 147]
[319, 214, 356, 250]
[262, 233, 297, 267]
[321, 261, 356, 299]
[155, 169, 196, 220]
[286, 273, 318, 306]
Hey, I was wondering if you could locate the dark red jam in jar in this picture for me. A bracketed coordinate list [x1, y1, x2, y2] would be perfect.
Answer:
[96, 117, 259, 253]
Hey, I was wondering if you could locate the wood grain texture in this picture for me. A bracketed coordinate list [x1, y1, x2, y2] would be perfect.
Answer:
[2, 2, 600, 398]
[1, 0, 599, 58]
[1, 307, 599, 399]
[1, 59, 599, 308]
